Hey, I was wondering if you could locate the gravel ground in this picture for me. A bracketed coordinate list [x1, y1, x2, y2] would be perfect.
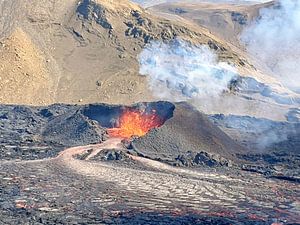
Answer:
[0, 139, 299, 224]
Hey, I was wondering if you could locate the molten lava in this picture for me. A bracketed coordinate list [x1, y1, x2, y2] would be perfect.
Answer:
[107, 109, 163, 139]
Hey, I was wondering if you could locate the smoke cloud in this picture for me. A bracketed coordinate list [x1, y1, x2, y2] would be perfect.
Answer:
[138, 38, 298, 151]
[138, 39, 237, 100]
[241, 0, 300, 93]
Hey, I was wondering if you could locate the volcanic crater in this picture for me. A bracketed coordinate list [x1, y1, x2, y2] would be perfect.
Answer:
[82, 101, 175, 139]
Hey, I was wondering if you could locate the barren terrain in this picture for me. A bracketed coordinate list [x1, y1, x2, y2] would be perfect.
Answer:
[0, 0, 299, 224]
[1, 138, 299, 224]
[0, 102, 299, 224]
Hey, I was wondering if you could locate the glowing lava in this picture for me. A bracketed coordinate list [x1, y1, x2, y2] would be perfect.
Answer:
[107, 109, 163, 139]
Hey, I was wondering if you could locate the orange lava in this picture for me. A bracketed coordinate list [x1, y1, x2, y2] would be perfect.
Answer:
[107, 109, 163, 139]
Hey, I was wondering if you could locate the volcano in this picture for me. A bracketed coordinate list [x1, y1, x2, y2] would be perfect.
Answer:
[0, 0, 300, 224]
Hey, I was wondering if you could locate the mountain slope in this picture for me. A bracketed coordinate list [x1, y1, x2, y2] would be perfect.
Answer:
[0, 0, 258, 105]
[0, 29, 54, 105]
[0, 0, 298, 122]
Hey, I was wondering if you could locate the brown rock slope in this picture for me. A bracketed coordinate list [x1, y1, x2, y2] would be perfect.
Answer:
[0, 0, 257, 105]
[0, 29, 54, 105]
[149, 1, 273, 44]
[149, 1, 279, 80]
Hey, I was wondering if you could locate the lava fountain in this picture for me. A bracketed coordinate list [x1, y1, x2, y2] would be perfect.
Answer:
[107, 109, 163, 139]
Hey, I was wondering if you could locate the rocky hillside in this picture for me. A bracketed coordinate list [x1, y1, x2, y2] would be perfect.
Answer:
[0, 0, 263, 105]
[0, 0, 298, 122]
[0, 29, 55, 105]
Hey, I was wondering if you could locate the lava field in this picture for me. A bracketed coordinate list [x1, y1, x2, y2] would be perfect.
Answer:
[0, 102, 299, 224]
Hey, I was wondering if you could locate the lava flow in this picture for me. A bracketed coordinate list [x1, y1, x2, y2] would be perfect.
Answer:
[107, 109, 163, 139]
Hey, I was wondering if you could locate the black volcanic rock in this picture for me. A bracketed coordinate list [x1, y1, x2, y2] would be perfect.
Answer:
[175, 151, 232, 168]
[90, 149, 129, 161]
[42, 110, 105, 146]
[0, 104, 105, 160]
[77, 0, 113, 30]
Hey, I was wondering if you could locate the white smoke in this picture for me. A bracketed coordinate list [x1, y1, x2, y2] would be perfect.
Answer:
[137, 39, 298, 151]
[241, 0, 300, 93]
[138, 39, 237, 100]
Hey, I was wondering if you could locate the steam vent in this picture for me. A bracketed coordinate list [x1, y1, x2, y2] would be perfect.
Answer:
[0, 0, 300, 224]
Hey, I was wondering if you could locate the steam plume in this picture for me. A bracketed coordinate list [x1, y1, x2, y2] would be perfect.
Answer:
[138, 39, 237, 100]
[138, 38, 298, 151]
[241, 0, 300, 93]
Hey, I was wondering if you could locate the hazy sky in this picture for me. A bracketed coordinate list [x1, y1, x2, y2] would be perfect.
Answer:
[131, 0, 270, 7]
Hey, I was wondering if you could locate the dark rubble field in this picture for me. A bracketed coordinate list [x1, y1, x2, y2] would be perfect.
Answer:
[0, 102, 300, 225]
